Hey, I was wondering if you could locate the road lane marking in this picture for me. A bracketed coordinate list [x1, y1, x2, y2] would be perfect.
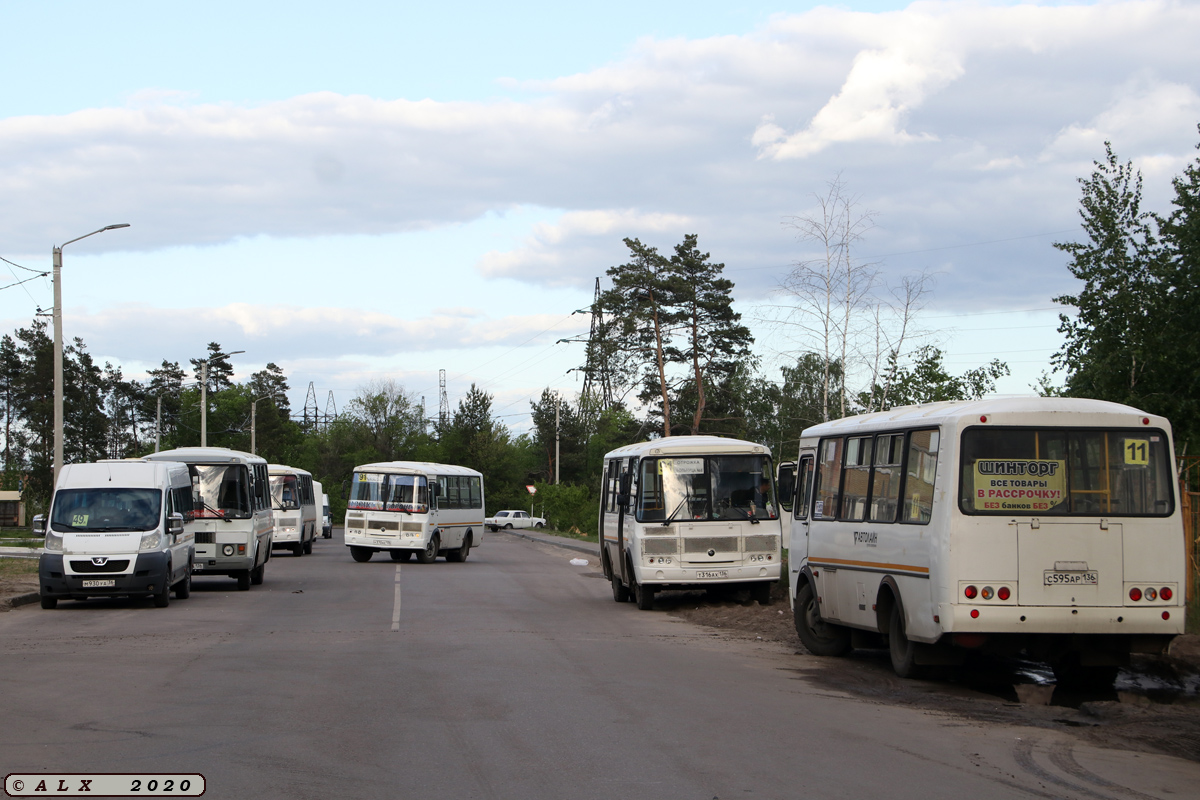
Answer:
[391, 564, 402, 631]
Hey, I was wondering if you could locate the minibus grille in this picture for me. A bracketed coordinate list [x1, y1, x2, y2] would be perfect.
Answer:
[684, 537, 739, 553]
[642, 538, 678, 555]
[194, 531, 215, 544]
[744, 535, 779, 552]
[643, 526, 674, 536]
[402, 522, 424, 533]
[370, 520, 401, 532]
[70, 560, 130, 573]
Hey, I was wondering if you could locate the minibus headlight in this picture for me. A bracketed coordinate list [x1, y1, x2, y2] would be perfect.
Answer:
[44, 531, 64, 552]
[139, 532, 162, 551]
[222, 544, 235, 557]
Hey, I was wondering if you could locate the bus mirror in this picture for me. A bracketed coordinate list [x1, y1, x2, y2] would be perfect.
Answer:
[777, 463, 796, 513]
[168, 513, 185, 535]
[31, 514, 45, 536]
[432, 483, 441, 497]
[617, 472, 633, 509]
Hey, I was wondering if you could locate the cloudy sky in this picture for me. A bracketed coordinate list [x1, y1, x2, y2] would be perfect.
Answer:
[1, 0, 1197, 432]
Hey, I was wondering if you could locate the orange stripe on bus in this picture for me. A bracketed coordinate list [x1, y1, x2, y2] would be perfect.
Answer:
[809, 557, 929, 574]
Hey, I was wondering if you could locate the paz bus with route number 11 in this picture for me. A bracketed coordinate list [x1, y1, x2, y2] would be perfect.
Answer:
[600, 436, 783, 610]
[344, 461, 484, 564]
[779, 397, 1186, 687]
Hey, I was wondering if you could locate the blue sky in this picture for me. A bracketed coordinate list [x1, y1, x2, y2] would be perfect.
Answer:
[2, 1, 1198, 432]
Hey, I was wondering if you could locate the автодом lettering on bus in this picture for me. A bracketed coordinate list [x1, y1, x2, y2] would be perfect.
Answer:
[780, 397, 1185, 687]
[600, 436, 783, 611]
[344, 461, 483, 564]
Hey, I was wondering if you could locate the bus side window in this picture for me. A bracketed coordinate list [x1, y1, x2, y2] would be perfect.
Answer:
[840, 436, 873, 522]
[814, 438, 844, 520]
[869, 433, 905, 523]
[794, 456, 813, 520]
[469, 477, 482, 509]
[901, 429, 940, 524]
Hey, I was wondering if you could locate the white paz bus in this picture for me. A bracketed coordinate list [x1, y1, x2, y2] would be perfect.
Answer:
[268, 464, 318, 556]
[600, 436, 782, 610]
[344, 461, 483, 563]
[781, 397, 1186, 686]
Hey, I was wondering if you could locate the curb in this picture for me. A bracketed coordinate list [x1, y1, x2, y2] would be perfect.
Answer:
[0, 592, 40, 611]
[501, 529, 600, 557]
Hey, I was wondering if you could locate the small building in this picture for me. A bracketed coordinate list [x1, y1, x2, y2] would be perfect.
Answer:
[0, 490, 25, 528]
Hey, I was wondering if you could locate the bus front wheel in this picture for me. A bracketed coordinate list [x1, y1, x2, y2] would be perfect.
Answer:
[350, 546, 373, 563]
[416, 534, 440, 564]
[794, 582, 850, 657]
[634, 579, 656, 610]
[611, 569, 630, 603]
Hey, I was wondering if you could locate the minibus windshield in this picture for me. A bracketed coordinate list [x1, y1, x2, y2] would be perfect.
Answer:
[637, 455, 776, 523]
[348, 472, 428, 512]
[191, 464, 253, 519]
[960, 427, 1173, 516]
[270, 474, 301, 510]
[51, 488, 162, 532]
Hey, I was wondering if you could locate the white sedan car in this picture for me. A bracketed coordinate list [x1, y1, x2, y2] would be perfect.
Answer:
[485, 510, 546, 532]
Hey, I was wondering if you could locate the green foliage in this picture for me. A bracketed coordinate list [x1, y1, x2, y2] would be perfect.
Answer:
[1053, 134, 1200, 450]
[533, 481, 598, 535]
[860, 346, 1009, 409]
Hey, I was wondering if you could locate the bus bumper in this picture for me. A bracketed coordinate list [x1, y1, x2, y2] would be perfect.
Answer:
[636, 563, 781, 586]
[939, 603, 1185, 636]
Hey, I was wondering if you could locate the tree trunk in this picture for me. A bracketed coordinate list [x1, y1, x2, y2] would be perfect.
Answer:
[691, 311, 704, 435]
[649, 290, 671, 437]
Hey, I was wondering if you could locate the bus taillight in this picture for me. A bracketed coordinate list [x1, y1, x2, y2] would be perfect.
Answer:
[964, 585, 977, 599]
[1129, 587, 1142, 601]
[1161, 587, 1173, 601]
[1145, 587, 1158, 601]
[997, 586, 1011, 601]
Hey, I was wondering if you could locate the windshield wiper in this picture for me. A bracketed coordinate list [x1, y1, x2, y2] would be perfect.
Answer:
[663, 495, 694, 524]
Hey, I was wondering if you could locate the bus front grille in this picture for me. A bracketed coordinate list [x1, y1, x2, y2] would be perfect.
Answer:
[744, 535, 779, 552]
[194, 531, 215, 544]
[372, 521, 401, 532]
[643, 526, 674, 536]
[69, 560, 130, 573]
[684, 536, 739, 553]
[642, 538, 678, 555]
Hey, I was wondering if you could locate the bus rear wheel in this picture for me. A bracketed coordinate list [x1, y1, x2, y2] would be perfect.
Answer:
[446, 534, 471, 562]
[888, 602, 924, 678]
[794, 582, 850, 657]
[235, 570, 251, 591]
[611, 569, 630, 603]
[350, 546, 373, 563]
[303, 537, 313, 555]
[416, 534, 440, 564]
[251, 563, 265, 585]
[1051, 653, 1119, 690]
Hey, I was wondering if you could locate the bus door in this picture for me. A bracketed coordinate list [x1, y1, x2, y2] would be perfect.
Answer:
[792, 450, 815, 560]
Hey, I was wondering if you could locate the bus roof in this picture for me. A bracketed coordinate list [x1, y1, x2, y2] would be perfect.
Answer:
[268, 464, 312, 477]
[353, 461, 483, 478]
[144, 447, 267, 465]
[801, 396, 1171, 439]
[603, 435, 771, 461]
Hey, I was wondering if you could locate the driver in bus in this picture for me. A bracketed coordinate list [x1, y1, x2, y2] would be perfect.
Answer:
[751, 478, 773, 519]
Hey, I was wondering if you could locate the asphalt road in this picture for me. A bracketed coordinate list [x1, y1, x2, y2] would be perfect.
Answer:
[1, 530, 1196, 799]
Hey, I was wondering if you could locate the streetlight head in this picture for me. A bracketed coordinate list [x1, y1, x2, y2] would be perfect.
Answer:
[104, 224, 131, 231]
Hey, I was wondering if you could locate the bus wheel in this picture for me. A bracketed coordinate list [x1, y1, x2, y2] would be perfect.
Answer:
[611, 569, 630, 603]
[153, 575, 172, 608]
[416, 534, 440, 564]
[292, 542, 303, 557]
[251, 564, 265, 585]
[390, 550, 411, 562]
[751, 581, 771, 606]
[350, 546, 373, 563]
[236, 570, 251, 591]
[175, 572, 191, 600]
[888, 602, 924, 678]
[1051, 653, 1118, 690]
[634, 579, 656, 611]
[446, 534, 471, 563]
[303, 538, 313, 555]
[40, 595, 57, 610]
[794, 583, 850, 656]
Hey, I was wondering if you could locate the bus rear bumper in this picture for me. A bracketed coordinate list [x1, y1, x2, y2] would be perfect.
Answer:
[637, 564, 781, 586]
[940, 603, 1185, 636]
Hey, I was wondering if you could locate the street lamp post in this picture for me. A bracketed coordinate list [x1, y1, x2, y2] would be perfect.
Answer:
[53, 224, 130, 485]
[198, 350, 244, 447]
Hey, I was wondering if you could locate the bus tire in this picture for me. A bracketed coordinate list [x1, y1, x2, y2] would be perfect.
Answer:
[888, 602, 924, 678]
[794, 582, 850, 657]
[751, 581, 771, 606]
[153, 574, 171, 608]
[446, 534, 471, 562]
[175, 571, 191, 599]
[303, 537, 313, 555]
[416, 534, 440, 564]
[236, 570, 251, 591]
[40, 595, 57, 610]
[292, 542, 303, 557]
[634, 579, 656, 610]
[251, 563, 265, 585]
[350, 546, 373, 562]
[1051, 653, 1118, 689]
[611, 568, 630, 603]
[390, 550, 411, 562]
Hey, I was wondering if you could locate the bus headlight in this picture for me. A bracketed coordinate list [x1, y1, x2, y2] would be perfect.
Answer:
[139, 532, 162, 551]
[44, 531, 64, 552]
[222, 544, 235, 557]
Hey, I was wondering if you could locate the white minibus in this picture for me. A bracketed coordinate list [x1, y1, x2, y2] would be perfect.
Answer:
[344, 461, 483, 563]
[781, 397, 1186, 686]
[269, 464, 318, 556]
[600, 436, 782, 610]
[36, 459, 195, 608]
[145, 447, 273, 590]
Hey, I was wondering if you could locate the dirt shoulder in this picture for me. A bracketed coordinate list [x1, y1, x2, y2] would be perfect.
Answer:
[0, 558, 39, 610]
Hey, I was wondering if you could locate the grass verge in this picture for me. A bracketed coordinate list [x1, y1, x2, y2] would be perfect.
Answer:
[539, 528, 599, 545]
[0, 556, 39, 577]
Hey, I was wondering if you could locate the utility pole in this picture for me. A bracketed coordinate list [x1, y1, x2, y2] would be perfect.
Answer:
[555, 393, 561, 485]
[154, 396, 162, 453]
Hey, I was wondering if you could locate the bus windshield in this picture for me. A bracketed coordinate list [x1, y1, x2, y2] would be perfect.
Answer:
[959, 427, 1173, 516]
[637, 455, 776, 523]
[51, 488, 162, 532]
[270, 474, 301, 510]
[192, 465, 253, 519]
[349, 472, 428, 513]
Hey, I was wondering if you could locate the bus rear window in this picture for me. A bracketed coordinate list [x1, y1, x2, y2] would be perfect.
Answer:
[959, 427, 1173, 516]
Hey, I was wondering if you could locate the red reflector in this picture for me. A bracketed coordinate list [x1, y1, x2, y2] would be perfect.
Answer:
[980, 415, 988, 423]
[1142, 417, 1150, 425]
[964, 585, 978, 599]
[997, 586, 1011, 601]
[1161, 587, 1173, 601]
[1163, 611, 1170, 620]
[1129, 587, 1142, 601]
[970, 609, 979, 619]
